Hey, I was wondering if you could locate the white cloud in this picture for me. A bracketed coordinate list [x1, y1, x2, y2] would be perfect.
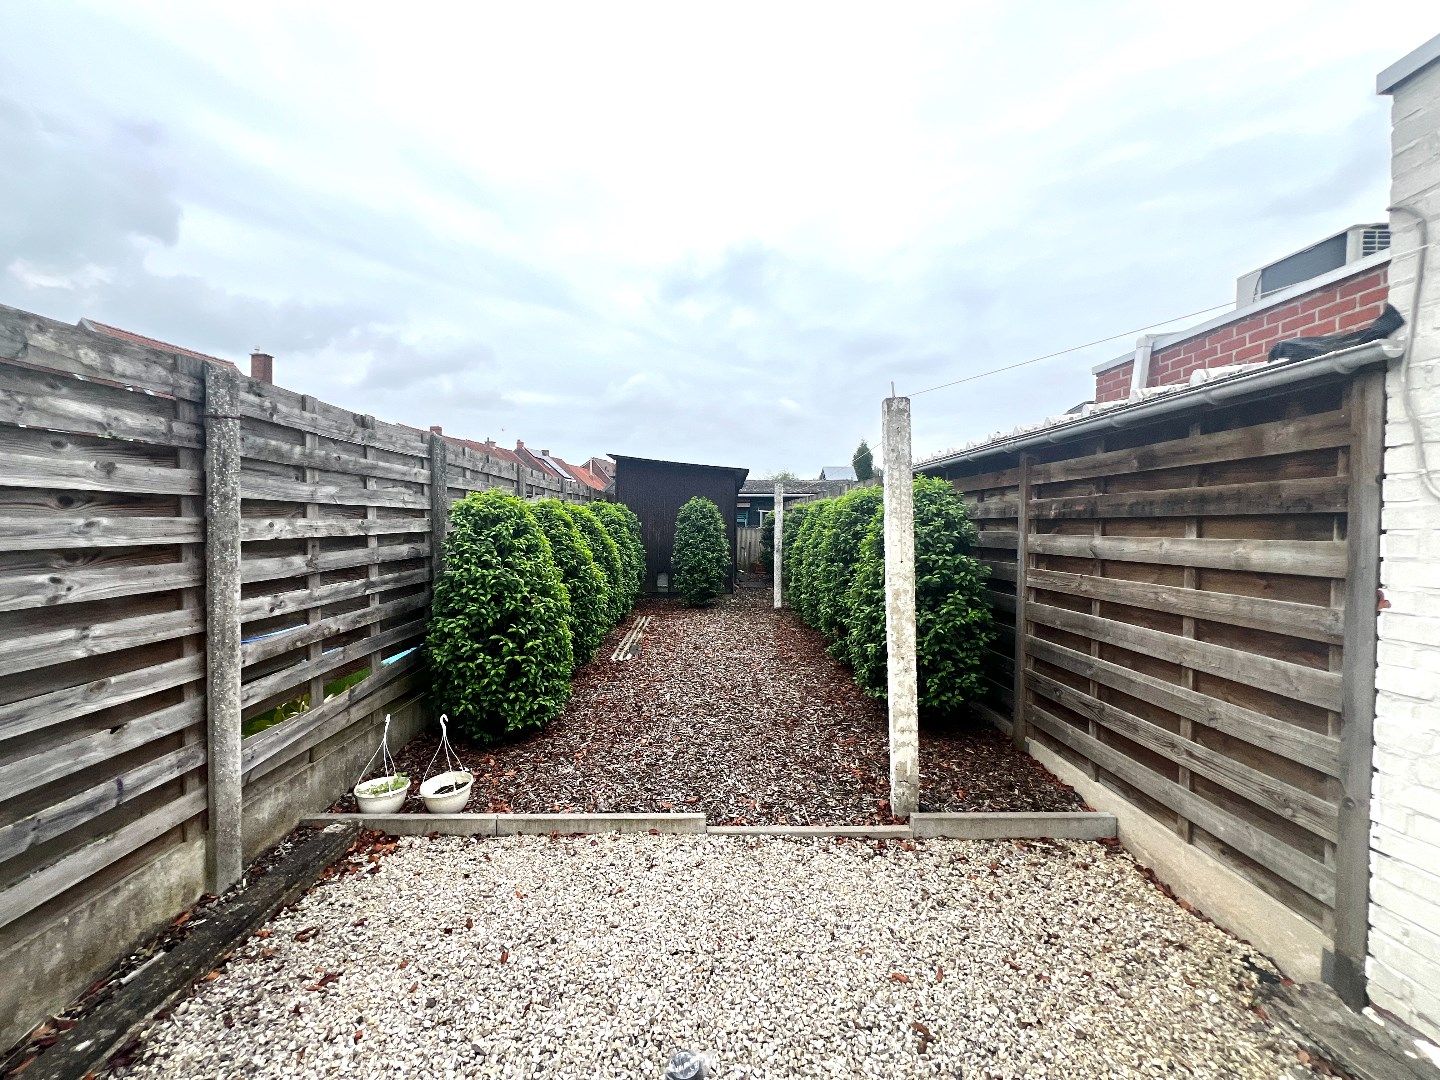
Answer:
[0, 1, 1427, 470]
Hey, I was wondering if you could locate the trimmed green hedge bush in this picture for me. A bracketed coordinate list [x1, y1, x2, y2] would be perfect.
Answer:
[427, 490, 573, 742]
[568, 503, 628, 625]
[531, 499, 609, 666]
[590, 501, 646, 610]
[672, 495, 728, 605]
[783, 476, 995, 720]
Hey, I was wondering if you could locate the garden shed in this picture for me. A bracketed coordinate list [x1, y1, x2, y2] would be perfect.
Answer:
[612, 454, 748, 595]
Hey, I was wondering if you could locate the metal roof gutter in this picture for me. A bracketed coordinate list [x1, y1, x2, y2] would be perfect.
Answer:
[918, 338, 1401, 473]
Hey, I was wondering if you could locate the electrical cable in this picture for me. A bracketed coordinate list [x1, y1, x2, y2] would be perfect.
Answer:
[906, 300, 1239, 398]
[1388, 204, 1440, 502]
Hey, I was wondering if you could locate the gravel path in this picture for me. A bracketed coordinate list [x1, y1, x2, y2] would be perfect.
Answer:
[113, 833, 1310, 1080]
[346, 590, 1081, 823]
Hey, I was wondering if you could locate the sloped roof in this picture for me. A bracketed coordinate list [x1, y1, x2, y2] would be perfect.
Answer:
[818, 465, 857, 481]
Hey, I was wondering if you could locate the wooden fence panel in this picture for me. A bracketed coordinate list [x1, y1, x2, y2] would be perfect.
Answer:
[0, 307, 208, 942]
[931, 372, 1380, 985]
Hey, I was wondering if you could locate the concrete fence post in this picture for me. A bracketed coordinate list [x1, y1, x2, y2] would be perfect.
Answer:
[882, 396, 920, 818]
[428, 431, 449, 581]
[203, 363, 243, 892]
[773, 482, 785, 609]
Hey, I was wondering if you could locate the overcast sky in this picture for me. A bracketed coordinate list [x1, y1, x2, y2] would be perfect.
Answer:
[0, 4, 1429, 472]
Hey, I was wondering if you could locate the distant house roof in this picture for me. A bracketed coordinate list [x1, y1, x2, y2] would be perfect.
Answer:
[79, 318, 237, 369]
[585, 456, 615, 481]
[551, 455, 608, 492]
[818, 465, 857, 481]
[447, 436, 524, 467]
[738, 477, 855, 498]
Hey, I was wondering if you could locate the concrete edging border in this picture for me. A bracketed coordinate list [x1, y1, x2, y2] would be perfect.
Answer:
[306, 811, 1118, 840]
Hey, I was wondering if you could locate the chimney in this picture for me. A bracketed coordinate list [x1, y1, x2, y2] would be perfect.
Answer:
[430, 425, 443, 435]
[249, 350, 274, 384]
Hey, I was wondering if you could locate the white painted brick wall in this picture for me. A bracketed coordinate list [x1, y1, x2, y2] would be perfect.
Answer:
[1372, 50, 1440, 1041]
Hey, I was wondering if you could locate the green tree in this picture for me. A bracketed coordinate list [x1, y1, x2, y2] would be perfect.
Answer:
[852, 439, 874, 482]
[427, 490, 573, 742]
[672, 496, 729, 605]
[814, 486, 884, 652]
[569, 504, 628, 625]
[844, 476, 996, 717]
[531, 499, 609, 666]
[590, 501, 646, 610]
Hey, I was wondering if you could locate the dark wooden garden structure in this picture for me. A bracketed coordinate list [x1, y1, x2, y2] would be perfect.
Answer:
[612, 454, 749, 595]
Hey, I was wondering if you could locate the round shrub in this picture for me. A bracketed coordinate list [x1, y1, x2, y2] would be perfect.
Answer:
[779, 501, 810, 591]
[844, 475, 995, 718]
[591, 501, 645, 610]
[813, 486, 884, 651]
[672, 495, 729, 606]
[531, 499, 609, 666]
[427, 490, 573, 741]
[568, 503, 627, 625]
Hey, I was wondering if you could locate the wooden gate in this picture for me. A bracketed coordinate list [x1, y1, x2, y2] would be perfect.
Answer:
[736, 526, 763, 571]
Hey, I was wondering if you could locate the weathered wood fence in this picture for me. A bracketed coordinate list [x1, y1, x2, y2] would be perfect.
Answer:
[736, 525, 763, 571]
[0, 302, 596, 1049]
[922, 360, 1384, 997]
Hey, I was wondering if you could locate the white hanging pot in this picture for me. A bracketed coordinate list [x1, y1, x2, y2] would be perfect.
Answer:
[354, 773, 410, 814]
[420, 770, 474, 814]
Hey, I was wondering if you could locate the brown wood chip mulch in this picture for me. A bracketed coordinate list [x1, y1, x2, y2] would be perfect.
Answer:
[338, 588, 1084, 824]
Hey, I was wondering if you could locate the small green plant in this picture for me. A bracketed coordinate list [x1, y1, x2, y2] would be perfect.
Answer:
[569, 503, 628, 624]
[813, 486, 884, 652]
[357, 774, 408, 795]
[427, 490, 573, 742]
[532, 499, 610, 666]
[672, 495, 729, 605]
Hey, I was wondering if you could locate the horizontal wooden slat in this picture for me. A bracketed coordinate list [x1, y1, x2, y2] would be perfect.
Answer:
[0, 789, 206, 931]
[0, 698, 202, 803]
[1027, 534, 1347, 577]
[242, 594, 428, 666]
[980, 559, 1018, 583]
[0, 450, 201, 496]
[240, 434, 429, 484]
[240, 474, 427, 510]
[0, 653, 204, 743]
[242, 649, 423, 778]
[1031, 476, 1348, 520]
[238, 393, 425, 459]
[0, 388, 201, 448]
[1029, 411, 1350, 485]
[0, 608, 202, 676]
[1028, 669, 1338, 842]
[963, 498, 1020, 521]
[1028, 602, 1342, 710]
[973, 529, 1019, 551]
[1028, 704, 1335, 904]
[239, 567, 429, 623]
[0, 561, 201, 612]
[0, 742, 206, 864]
[1028, 567, 1344, 644]
[240, 543, 429, 586]
[240, 517, 429, 542]
[0, 516, 202, 550]
[240, 618, 424, 709]
[947, 465, 1019, 492]
[0, 305, 203, 400]
[1027, 636, 1341, 775]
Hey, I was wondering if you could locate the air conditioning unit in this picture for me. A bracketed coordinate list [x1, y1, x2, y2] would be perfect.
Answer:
[1235, 223, 1390, 306]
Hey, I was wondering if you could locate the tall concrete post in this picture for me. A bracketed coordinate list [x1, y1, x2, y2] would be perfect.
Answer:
[203, 363, 244, 892]
[773, 482, 784, 609]
[882, 396, 920, 818]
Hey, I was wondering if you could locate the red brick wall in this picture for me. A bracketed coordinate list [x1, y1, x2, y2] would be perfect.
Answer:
[1095, 360, 1134, 403]
[1093, 265, 1389, 402]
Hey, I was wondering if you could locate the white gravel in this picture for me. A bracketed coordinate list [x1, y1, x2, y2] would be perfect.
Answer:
[113, 835, 1311, 1080]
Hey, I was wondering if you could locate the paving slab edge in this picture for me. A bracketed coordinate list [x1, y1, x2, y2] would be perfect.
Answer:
[306, 811, 1118, 840]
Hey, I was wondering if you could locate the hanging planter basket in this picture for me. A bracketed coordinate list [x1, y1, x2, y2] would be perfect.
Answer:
[420, 715, 473, 814]
[353, 714, 410, 813]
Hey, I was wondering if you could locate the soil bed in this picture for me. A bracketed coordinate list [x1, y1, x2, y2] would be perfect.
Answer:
[340, 589, 1082, 824]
